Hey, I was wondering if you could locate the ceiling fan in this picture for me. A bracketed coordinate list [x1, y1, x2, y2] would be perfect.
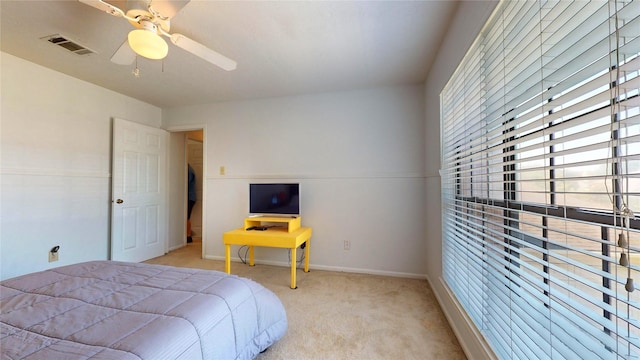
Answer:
[79, 0, 236, 71]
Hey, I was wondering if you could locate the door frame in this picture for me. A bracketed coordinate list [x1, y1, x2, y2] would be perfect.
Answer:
[167, 124, 207, 259]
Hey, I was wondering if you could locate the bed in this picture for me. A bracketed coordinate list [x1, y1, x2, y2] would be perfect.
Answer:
[0, 261, 287, 359]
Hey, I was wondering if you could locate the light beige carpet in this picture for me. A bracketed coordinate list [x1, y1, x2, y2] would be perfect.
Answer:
[145, 241, 466, 360]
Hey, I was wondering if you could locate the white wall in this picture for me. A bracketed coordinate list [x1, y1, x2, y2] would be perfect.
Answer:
[423, 1, 498, 359]
[0, 52, 162, 280]
[163, 85, 427, 276]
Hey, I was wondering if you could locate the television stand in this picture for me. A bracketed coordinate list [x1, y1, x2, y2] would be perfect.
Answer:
[223, 216, 312, 289]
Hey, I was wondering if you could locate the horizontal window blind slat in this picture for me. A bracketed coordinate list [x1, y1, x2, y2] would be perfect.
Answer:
[442, 1, 639, 358]
[483, 272, 610, 359]
[485, 266, 619, 357]
[444, 113, 640, 180]
[483, 31, 640, 125]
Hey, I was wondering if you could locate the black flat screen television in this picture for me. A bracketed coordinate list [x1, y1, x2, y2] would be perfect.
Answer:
[249, 183, 300, 216]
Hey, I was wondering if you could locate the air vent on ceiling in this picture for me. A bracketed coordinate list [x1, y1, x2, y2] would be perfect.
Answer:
[41, 34, 95, 56]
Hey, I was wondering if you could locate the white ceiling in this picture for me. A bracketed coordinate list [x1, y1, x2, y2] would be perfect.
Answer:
[1, 0, 459, 108]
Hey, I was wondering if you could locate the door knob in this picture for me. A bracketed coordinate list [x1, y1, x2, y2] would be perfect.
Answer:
[116, 199, 124, 204]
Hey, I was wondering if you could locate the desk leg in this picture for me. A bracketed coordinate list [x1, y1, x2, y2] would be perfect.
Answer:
[304, 239, 310, 273]
[225, 245, 231, 274]
[249, 246, 255, 266]
[290, 246, 297, 289]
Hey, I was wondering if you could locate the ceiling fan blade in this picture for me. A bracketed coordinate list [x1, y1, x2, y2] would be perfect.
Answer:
[170, 33, 237, 71]
[148, 0, 190, 20]
[111, 39, 136, 65]
[78, 0, 125, 17]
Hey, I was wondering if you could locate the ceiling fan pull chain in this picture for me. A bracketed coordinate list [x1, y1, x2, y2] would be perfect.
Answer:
[132, 56, 140, 78]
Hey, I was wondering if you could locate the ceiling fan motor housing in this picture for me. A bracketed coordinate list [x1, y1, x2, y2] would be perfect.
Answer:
[126, 8, 170, 33]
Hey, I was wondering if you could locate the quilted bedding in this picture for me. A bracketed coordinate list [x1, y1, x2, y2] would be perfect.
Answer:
[0, 261, 287, 359]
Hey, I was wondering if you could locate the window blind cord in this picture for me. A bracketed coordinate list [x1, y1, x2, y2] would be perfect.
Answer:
[604, 1, 635, 296]
[607, 4, 634, 356]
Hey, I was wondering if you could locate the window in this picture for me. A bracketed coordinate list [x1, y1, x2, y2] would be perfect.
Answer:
[441, 1, 639, 358]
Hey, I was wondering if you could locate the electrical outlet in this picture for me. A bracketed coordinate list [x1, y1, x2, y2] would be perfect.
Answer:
[49, 251, 58, 262]
[219, 166, 225, 175]
[344, 240, 350, 250]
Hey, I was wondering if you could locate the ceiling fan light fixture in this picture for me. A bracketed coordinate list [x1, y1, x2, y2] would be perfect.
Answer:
[80, 0, 237, 70]
[127, 23, 168, 60]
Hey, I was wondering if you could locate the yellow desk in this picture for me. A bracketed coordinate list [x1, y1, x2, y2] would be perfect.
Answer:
[223, 223, 311, 289]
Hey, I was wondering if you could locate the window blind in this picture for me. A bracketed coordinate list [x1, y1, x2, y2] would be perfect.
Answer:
[441, 1, 639, 359]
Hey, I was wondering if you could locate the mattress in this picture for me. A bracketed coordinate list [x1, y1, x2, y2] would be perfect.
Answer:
[0, 261, 287, 359]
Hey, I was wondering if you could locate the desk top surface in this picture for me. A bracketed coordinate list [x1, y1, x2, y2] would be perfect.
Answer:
[225, 226, 311, 236]
[223, 226, 312, 246]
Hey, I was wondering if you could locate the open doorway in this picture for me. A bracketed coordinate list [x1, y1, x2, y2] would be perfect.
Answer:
[186, 131, 203, 244]
[167, 128, 205, 259]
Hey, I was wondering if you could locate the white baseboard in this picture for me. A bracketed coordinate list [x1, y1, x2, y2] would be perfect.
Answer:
[167, 244, 183, 252]
[426, 276, 497, 360]
[205, 255, 427, 279]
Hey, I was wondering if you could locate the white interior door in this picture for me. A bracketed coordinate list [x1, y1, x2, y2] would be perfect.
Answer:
[111, 118, 167, 262]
